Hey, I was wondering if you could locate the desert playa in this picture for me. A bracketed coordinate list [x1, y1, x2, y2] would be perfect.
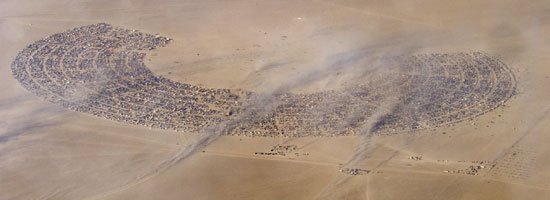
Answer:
[1, 0, 550, 199]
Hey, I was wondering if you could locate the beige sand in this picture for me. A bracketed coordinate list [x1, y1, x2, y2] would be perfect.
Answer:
[1, 0, 550, 199]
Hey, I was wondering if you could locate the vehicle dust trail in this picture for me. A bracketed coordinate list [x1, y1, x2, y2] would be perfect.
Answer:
[315, 95, 401, 200]
[342, 96, 401, 168]
[312, 54, 407, 199]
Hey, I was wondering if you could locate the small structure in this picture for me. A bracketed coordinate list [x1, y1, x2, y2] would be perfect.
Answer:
[340, 168, 371, 176]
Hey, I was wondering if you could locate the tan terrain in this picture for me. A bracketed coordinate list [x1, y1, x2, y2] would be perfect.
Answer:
[1, 0, 550, 199]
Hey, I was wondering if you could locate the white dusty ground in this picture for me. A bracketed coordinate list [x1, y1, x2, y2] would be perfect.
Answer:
[2, 0, 550, 199]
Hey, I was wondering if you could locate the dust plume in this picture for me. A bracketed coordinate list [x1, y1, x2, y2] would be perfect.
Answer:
[315, 89, 402, 200]
[343, 96, 401, 167]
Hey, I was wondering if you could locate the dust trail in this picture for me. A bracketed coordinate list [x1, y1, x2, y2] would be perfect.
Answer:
[315, 94, 401, 200]
[343, 96, 401, 168]
[313, 53, 406, 198]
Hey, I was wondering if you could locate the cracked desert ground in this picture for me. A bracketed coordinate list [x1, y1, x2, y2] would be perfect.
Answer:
[2, 0, 550, 199]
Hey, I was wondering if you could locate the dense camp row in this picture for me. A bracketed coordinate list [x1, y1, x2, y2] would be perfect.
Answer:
[11, 23, 517, 137]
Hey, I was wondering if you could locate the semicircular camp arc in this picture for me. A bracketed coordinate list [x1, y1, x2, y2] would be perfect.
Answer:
[11, 23, 516, 137]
